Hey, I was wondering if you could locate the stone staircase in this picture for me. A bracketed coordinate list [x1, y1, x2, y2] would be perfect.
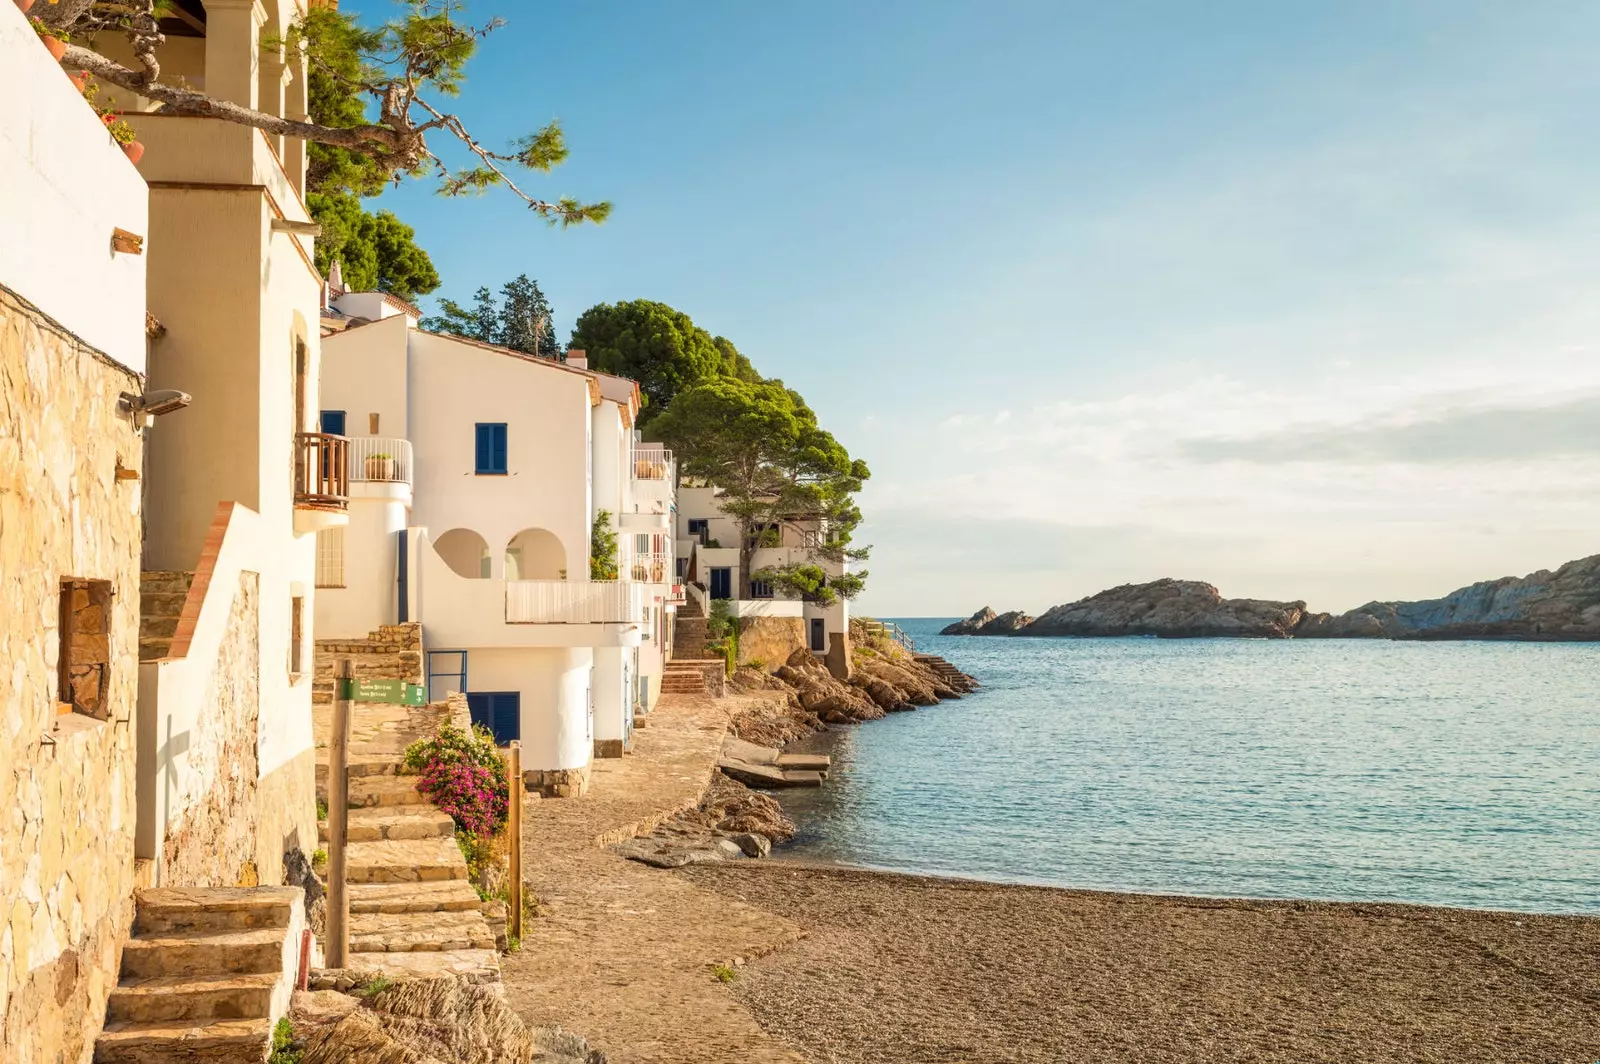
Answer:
[672, 595, 711, 658]
[138, 570, 195, 661]
[316, 755, 501, 981]
[94, 886, 303, 1064]
[661, 659, 724, 696]
[915, 654, 977, 687]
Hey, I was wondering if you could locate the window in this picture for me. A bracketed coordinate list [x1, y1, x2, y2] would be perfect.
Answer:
[467, 691, 520, 744]
[315, 528, 346, 588]
[289, 595, 305, 678]
[750, 579, 774, 599]
[58, 578, 112, 720]
[320, 410, 347, 436]
[687, 519, 709, 535]
[475, 423, 508, 474]
[709, 567, 732, 600]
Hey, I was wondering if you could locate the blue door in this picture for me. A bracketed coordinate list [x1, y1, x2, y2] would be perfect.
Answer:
[810, 618, 826, 652]
[466, 692, 520, 744]
[709, 567, 732, 600]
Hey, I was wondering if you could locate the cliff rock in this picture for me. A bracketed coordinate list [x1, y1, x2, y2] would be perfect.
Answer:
[945, 554, 1600, 641]
[1024, 579, 1310, 638]
[1295, 554, 1600, 640]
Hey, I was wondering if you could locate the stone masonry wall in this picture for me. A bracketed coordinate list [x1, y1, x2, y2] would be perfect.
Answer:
[737, 616, 806, 671]
[313, 621, 423, 705]
[159, 572, 262, 888]
[0, 286, 144, 1063]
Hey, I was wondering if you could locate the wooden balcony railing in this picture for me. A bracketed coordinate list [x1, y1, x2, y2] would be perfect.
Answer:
[295, 432, 349, 509]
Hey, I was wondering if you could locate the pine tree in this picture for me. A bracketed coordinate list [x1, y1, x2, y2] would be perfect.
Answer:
[497, 275, 560, 359]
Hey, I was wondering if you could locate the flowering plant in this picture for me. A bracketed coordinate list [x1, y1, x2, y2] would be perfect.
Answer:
[405, 720, 509, 839]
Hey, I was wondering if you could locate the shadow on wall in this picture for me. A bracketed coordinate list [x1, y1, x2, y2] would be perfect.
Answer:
[505, 527, 564, 581]
[434, 528, 490, 579]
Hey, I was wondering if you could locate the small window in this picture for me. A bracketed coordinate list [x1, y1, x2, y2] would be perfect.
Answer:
[315, 528, 346, 588]
[750, 579, 774, 599]
[687, 519, 708, 535]
[59, 578, 113, 720]
[289, 595, 305, 678]
[320, 410, 346, 436]
[475, 423, 508, 474]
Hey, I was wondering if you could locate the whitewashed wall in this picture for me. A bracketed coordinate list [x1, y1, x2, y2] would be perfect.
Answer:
[0, 3, 147, 373]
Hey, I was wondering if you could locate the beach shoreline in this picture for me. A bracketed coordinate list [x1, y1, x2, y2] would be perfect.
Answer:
[680, 859, 1600, 1064]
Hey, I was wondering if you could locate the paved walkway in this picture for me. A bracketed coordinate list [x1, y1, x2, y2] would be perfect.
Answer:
[500, 691, 810, 1064]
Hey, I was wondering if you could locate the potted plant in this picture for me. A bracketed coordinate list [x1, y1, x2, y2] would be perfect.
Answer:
[30, 16, 68, 60]
[16, 0, 37, 14]
[364, 452, 396, 481]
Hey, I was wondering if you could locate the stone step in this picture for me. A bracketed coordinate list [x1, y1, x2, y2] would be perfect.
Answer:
[350, 909, 496, 953]
[139, 614, 179, 640]
[94, 1017, 273, 1064]
[321, 807, 455, 843]
[318, 774, 427, 808]
[105, 972, 278, 1024]
[133, 886, 299, 937]
[139, 571, 195, 594]
[345, 836, 468, 884]
[119, 928, 287, 980]
[140, 591, 190, 617]
[347, 948, 500, 982]
[315, 758, 416, 782]
[349, 880, 487, 915]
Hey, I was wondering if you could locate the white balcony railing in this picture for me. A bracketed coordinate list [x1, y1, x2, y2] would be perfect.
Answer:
[505, 580, 645, 624]
[631, 445, 674, 482]
[625, 551, 673, 584]
[347, 436, 414, 485]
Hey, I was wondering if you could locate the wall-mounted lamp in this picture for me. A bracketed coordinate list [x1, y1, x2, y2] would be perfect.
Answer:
[119, 388, 192, 428]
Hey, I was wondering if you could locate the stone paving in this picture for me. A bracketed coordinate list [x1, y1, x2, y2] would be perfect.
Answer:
[500, 690, 812, 1064]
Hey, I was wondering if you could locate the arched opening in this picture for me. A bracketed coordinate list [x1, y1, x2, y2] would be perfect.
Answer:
[434, 528, 491, 579]
[505, 528, 565, 581]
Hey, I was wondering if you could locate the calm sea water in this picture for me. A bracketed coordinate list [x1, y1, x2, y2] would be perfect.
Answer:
[777, 619, 1600, 914]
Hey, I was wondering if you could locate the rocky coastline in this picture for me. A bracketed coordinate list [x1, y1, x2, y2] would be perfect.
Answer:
[616, 629, 979, 870]
[944, 554, 1600, 641]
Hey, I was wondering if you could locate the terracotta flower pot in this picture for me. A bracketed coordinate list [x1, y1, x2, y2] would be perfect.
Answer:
[122, 141, 144, 165]
[364, 455, 396, 481]
[43, 36, 66, 61]
[69, 71, 89, 92]
[16, 0, 37, 14]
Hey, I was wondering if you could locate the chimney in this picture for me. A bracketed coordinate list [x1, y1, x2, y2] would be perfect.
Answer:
[566, 348, 588, 370]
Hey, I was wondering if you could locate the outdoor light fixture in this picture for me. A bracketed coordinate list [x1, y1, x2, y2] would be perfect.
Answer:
[119, 388, 191, 427]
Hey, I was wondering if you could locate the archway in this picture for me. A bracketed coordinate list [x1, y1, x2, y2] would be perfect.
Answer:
[434, 528, 491, 579]
[505, 528, 565, 581]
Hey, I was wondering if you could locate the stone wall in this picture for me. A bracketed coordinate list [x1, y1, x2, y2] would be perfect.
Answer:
[523, 763, 592, 799]
[313, 621, 424, 705]
[0, 286, 144, 1062]
[736, 616, 806, 671]
[159, 572, 262, 887]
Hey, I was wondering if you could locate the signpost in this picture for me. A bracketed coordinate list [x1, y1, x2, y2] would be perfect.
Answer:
[352, 678, 425, 705]
[508, 741, 523, 943]
[326, 658, 352, 968]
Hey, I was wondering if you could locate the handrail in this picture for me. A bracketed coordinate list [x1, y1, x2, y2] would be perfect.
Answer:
[295, 432, 348, 508]
[631, 445, 675, 481]
[346, 436, 413, 485]
[505, 580, 644, 624]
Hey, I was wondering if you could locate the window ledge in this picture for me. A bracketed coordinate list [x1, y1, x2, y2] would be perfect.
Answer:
[51, 712, 110, 743]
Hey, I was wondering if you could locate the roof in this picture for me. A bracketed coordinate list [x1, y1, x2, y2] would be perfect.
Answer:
[417, 329, 603, 405]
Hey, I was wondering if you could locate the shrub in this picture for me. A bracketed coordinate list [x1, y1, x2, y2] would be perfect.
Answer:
[405, 721, 509, 838]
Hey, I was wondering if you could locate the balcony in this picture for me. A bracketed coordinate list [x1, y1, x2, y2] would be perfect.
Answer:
[506, 580, 646, 625]
[631, 445, 674, 482]
[625, 552, 673, 584]
[629, 445, 675, 517]
[347, 436, 414, 485]
[294, 432, 349, 533]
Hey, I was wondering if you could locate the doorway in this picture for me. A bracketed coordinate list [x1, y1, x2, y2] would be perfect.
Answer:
[809, 618, 826, 652]
[709, 567, 732, 600]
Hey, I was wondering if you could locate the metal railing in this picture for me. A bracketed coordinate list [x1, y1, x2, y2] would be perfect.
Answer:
[505, 580, 645, 624]
[295, 432, 348, 509]
[630, 445, 674, 482]
[346, 436, 414, 485]
[624, 550, 673, 583]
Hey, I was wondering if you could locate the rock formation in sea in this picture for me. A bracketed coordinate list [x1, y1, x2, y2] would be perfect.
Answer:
[946, 554, 1600, 640]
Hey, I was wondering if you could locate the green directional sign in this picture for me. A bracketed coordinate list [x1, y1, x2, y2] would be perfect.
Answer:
[338, 678, 426, 705]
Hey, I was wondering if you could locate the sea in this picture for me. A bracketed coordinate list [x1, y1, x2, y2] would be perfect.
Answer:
[775, 618, 1600, 915]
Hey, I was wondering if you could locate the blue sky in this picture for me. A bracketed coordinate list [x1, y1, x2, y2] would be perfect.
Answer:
[349, 1, 1600, 616]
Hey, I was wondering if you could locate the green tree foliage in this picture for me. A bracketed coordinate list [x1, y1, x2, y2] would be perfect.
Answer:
[569, 301, 728, 422]
[590, 510, 619, 581]
[58, 1, 610, 223]
[651, 377, 870, 598]
[750, 563, 866, 608]
[309, 192, 440, 301]
[421, 275, 559, 357]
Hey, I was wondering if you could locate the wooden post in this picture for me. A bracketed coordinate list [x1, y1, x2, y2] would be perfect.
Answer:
[326, 657, 352, 968]
[507, 740, 523, 943]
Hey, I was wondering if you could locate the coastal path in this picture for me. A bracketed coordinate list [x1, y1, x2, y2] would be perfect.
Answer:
[500, 689, 811, 1064]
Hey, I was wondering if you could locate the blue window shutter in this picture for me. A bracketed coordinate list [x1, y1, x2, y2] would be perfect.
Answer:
[492, 425, 507, 473]
[475, 424, 491, 473]
[320, 410, 346, 435]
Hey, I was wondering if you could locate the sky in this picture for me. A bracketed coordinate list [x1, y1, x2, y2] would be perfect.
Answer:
[347, 1, 1600, 617]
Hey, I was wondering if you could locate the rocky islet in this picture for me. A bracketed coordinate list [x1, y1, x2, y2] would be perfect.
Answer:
[945, 553, 1600, 640]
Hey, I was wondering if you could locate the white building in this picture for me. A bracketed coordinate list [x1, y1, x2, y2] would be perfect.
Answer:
[316, 301, 679, 794]
[675, 485, 852, 676]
